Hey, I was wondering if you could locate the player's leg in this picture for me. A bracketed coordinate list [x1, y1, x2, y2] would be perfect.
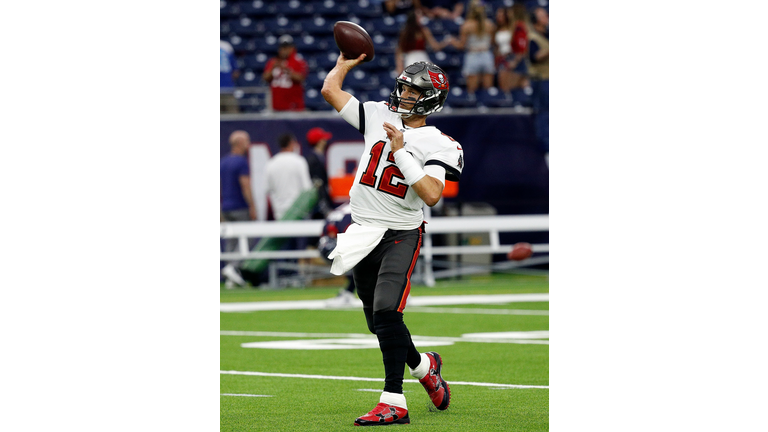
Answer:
[353, 251, 381, 334]
[371, 227, 422, 394]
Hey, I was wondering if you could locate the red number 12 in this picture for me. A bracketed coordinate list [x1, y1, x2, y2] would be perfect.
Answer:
[359, 140, 408, 199]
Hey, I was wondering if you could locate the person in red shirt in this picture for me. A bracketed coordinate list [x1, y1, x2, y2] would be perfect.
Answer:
[262, 35, 308, 111]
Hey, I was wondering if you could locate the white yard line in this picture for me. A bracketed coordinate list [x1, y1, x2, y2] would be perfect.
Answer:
[407, 307, 549, 316]
[220, 293, 549, 312]
[220, 393, 273, 397]
[221, 330, 549, 345]
[221, 370, 548, 390]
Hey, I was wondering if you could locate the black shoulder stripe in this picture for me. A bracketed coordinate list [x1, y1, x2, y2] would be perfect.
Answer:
[425, 160, 461, 182]
[358, 102, 365, 134]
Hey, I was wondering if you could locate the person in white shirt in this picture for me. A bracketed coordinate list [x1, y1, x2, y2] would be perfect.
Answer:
[265, 133, 313, 220]
[322, 56, 462, 426]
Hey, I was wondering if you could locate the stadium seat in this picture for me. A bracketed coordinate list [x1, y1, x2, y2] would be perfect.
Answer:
[366, 16, 401, 36]
[311, 0, 349, 17]
[275, 0, 315, 16]
[300, 16, 334, 35]
[446, 87, 478, 108]
[305, 88, 333, 111]
[265, 16, 303, 35]
[240, 0, 277, 16]
[238, 93, 267, 113]
[236, 69, 261, 87]
[220, 19, 232, 38]
[359, 53, 393, 72]
[231, 16, 262, 36]
[220, 0, 241, 18]
[243, 52, 271, 71]
[304, 70, 327, 89]
[510, 87, 534, 107]
[315, 51, 339, 70]
[348, 0, 384, 18]
[295, 34, 330, 53]
[254, 34, 280, 54]
[371, 33, 397, 55]
[478, 87, 514, 108]
[345, 69, 379, 91]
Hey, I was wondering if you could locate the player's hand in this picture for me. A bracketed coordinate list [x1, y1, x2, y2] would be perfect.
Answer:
[383, 122, 404, 153]
[336, 52, 367, 71]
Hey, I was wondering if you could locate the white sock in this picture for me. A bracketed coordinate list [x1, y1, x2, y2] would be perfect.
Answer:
[380, 391, 407, 409]
[409, 353, 431, 380]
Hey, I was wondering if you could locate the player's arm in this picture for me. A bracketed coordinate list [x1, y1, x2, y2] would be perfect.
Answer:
[321, 52, 367, 112]
[383, 122, 444, 207]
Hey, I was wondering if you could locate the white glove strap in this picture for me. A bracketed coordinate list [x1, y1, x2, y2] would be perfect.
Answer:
[393, 149, 426, 185]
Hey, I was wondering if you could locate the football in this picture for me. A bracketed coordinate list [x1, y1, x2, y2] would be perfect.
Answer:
[333, 21, 375, 62]
[507, 242, 533, 261]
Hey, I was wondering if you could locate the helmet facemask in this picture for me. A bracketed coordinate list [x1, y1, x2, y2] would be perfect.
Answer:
[388, 61, 449, 118]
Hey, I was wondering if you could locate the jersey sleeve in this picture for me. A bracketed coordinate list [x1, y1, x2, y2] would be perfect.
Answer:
[424, 136, 464, 182]
[338, 98, 386, 136]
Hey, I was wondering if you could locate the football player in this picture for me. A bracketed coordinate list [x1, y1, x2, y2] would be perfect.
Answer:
[322, 55, 462, 426]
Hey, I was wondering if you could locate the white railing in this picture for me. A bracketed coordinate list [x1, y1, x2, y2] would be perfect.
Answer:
[220, 214, 549, 286]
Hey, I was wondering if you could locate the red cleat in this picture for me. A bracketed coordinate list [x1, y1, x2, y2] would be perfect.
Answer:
[419, 352, 451, 410]
[354, 403, 410, 426]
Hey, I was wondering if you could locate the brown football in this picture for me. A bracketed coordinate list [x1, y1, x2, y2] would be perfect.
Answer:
[507, 242, 533, 261]
[333, 21, 375, 62]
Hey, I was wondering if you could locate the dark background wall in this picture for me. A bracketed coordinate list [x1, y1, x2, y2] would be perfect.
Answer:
[221, 112, 549, 216]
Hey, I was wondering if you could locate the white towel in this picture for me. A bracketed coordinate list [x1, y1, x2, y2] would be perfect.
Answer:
[328, 223, 387, 275]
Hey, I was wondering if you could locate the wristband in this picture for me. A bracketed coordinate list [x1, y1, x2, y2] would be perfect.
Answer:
[393, 150, 426, 185]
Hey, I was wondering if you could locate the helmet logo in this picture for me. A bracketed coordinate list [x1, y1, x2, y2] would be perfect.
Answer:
[398, 74, 412, 83]
[428, 70, 448, 90]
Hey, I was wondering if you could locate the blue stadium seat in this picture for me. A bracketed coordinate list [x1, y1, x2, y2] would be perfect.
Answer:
[243, 52, 271, 71]
[312, 0, 349, 17]
[371, 32, 397, 55]
[315, 51, 339, 70]
[345, 69, 380, 91]
[295, 34, 330, 53]
[236, 69, 261, 87]
[510, 87, 534, 107]
[304, 70, 327, 89]
[348, 0, 383, 18]
[231, 16, 261, 36]
[275, 0, 315, 16]
[220, 0, 241, 18]
[366, 16, 401, 36]
[239, 93, 267, 113]
[478, 87, 514, 108]
[254, 34, 280, 54]
[300, 16, 334, 35]
[359, 53, 393, 71]
[305, 88, 334, 111]
[220, 19, 232, 37]
[446, 87, 478, 108]
[241, 0, 276, 16]
[265, 15, 302, 35]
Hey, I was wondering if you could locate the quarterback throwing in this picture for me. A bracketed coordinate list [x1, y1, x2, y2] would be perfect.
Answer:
[322, 54, 463, 426]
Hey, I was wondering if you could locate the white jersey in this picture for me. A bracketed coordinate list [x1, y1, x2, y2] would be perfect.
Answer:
[338, 98, 464, 230]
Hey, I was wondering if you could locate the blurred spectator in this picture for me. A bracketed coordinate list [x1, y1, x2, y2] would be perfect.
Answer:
[266, 133, 313, 220]
[318, 202, 358, 307]
[395, 11, 453, 74]
[220, 130, 255, 287]
[419, 0, 464, 20]
[262, 35, 308, 111]
[494, 5, 529, 93]
[220, 40, 240, 114]
[385, 0, 421, 18]
[527, 7, 549, 154]
[305, 127, 334, 219]
[449, 0, 496, 96]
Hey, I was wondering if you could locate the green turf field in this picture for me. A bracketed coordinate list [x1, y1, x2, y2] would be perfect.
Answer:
[220, 273, 549, 431]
